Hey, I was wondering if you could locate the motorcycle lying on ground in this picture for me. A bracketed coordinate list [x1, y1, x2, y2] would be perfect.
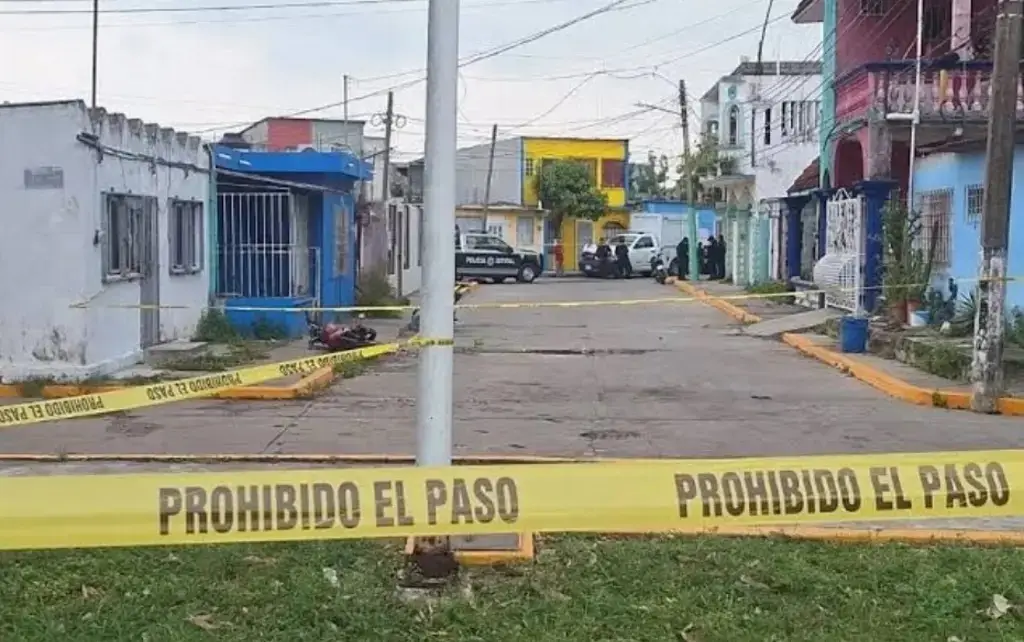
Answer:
[651, 253, 669, 284]
[306, 313, 378, 352]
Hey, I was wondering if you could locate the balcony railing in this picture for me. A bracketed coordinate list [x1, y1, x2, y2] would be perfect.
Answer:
[835, 59, 1024, 124]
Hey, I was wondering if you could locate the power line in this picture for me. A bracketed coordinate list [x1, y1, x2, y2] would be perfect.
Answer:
[0, 0, 564, 15]
[192, 0, 650, 134]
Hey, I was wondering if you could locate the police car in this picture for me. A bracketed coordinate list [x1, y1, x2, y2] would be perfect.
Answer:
[456, 232, 542, 283]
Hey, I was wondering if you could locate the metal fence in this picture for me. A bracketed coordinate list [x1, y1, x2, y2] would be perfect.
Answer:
[216, 245, 320, 299]
[216, 192, 320, 301]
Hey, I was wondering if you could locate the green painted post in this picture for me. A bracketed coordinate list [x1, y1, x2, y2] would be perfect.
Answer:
[688, 203, 699, 279]
[820, 0, 836, 186]
[733, 206, 751, 287]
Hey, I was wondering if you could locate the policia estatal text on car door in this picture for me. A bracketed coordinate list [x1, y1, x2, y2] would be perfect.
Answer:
[455, 232, 540, 283]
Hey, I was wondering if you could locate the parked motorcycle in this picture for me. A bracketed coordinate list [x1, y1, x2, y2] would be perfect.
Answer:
[651, 253, 669, 284]
[307, 313, 378, 352]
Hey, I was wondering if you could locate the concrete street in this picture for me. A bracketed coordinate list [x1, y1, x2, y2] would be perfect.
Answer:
[1, 276, 1023, 460]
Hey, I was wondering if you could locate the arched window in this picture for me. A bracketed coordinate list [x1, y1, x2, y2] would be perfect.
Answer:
[727, 105, 740, 146]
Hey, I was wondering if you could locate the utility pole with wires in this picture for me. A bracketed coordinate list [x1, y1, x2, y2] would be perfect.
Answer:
[678, 80, 699, 280]
[342, 74, 350, 151]
[482, 124, 498, 215]
[372, 91, 406, 294]
[91, 0, 99, 108]
[635, 95, 701, 278]
[971, 0, 1022, 412]
[750, 0, 776, 167]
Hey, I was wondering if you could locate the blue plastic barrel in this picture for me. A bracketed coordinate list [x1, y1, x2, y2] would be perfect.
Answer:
[839, 316, 869, 354]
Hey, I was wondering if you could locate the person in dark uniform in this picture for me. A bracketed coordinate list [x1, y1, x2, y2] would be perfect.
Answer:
[676, 237, 690, 280]
[595, 237, 612, 277]
[716, 234, 727, 279]
[704, 236, 718, 278]
[614, 240, 632, 278]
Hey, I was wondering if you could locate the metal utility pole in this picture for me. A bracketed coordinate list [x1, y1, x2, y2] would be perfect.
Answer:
[381, 91, 400, 296]
[416, 0, 459, 466]
[751, 0, 776, 167]
[482, 124, 498, 215]
[342, 75, 350, 151]
[371, 94, 407, 290]
[971, 0, 1022, 413]
[679, 80, 699, 280]
[91, 0, 99, 108]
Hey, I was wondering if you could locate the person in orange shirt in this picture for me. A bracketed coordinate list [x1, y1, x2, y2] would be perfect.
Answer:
[553, 238, 564, 277]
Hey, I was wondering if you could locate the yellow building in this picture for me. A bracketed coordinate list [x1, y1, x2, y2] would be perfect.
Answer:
[454, 204, 547, 256]
[521, 137, 630, 271]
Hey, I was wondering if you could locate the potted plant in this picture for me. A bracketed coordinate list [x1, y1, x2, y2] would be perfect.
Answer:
[882, 204, 937, 323]
[882, 204, 914, 322]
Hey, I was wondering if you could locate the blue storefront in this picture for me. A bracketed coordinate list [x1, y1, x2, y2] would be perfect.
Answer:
[212, 147, 372, 336]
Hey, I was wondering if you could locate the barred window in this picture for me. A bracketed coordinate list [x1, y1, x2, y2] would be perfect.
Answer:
[917, 189, 953, 266]
[965, 184, 983, 228]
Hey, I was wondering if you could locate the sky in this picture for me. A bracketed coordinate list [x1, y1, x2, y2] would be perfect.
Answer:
[0, 0, 821, 163]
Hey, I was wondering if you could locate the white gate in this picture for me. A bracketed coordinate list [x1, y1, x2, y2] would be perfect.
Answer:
[812, 188, 864, 313]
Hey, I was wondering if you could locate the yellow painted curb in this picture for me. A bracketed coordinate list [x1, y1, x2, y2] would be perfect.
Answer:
[782, 333, 1024, 416]
[673, 280, 762, 324]
[404, 533, 536, 566]
[0, 285, 474, 404]
[668, 280, 1024, 416]
[0, 358, 364, 403]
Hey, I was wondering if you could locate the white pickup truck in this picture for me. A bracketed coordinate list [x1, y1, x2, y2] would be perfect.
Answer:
[608, 232, 660, 277]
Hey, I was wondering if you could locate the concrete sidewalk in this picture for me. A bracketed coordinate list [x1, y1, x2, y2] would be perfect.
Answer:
[674, 279, 1024, 416]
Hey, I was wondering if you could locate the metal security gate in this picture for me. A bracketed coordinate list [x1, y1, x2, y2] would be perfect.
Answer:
[217, 192, 320, 302]
[812, 188, 864, 312]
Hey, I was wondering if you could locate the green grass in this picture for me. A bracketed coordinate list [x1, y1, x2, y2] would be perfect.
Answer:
[2, 535, 1024, 641]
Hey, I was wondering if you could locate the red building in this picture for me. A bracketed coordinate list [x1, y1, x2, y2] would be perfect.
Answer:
[794, 0, 1005, 191]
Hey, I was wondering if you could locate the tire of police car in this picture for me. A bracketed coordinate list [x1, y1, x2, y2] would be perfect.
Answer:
[517, 263, 538, 283]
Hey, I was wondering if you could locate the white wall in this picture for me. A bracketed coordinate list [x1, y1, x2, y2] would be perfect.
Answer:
[702, 71, 822, 205]
[0, 100, 209, 381]
[455, 138, 522, 206]
[385, 200, 422, 297]
[363, 136, 387, 201]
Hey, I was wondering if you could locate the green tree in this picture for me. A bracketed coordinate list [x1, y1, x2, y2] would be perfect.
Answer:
[629, 152, 670, 200]
[536, 160, 608, 236]
[675, 133, 732, 204]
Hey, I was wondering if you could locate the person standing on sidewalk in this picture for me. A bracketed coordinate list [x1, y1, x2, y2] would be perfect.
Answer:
[716, 234, 727, 279]
[553, 238, 564, 277]
[676, 237, 690, 280]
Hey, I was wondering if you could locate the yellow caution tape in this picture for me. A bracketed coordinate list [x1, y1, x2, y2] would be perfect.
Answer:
[67, 275, 1021, 312]
[0, 342, 401, 428]
[0, 449, 1017, 550]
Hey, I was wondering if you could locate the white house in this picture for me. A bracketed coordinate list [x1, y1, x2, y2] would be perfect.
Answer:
[0, 100, 211, 382]
[699, 59, 822, 205]
[698, 59, 821, 284]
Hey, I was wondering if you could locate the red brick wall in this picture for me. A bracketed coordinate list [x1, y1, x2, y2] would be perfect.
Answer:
[266, 119, 313, 151]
